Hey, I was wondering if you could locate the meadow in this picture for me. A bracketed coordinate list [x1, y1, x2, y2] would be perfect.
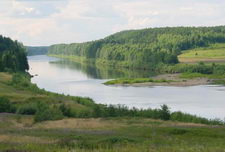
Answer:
[178, 43, 225, 63]
[0, 113, 225, 152]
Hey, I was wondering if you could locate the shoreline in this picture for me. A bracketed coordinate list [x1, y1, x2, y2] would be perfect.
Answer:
[105, 73, 217, 87]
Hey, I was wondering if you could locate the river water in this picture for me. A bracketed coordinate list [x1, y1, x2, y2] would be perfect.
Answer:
[28, 55, 225, 119]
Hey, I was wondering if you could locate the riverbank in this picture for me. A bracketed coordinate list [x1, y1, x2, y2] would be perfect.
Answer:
[2, 72, 223, 124]
[104, 73, 225, 87]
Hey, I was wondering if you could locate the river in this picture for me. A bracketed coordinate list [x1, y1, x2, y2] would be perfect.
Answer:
[28, 55, 225, 120]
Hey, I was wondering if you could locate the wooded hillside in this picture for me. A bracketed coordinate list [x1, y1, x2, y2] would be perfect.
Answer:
[49, 26, 225, 69]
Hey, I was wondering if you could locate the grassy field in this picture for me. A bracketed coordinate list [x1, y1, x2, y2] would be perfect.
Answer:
[0, 113, 225, 152]
[178, 43, 225, 63]
[179, 72, 225, 79]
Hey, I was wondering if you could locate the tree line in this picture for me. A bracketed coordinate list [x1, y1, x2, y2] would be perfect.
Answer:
[0, 35, 29, 72]
[49, 26, 225, 69]
[0, 95, 223, 125]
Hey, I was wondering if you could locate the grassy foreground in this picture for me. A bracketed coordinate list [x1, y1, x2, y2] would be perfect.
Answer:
[0, 113, 225, 152]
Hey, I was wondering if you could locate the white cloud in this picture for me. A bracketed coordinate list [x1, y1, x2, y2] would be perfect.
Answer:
[0, 0, 225, 46]
[52, 1, 89, 19]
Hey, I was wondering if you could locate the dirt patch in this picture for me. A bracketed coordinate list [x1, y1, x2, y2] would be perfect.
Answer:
[34, 118, 124, 130]
[0, 135, 55, 144]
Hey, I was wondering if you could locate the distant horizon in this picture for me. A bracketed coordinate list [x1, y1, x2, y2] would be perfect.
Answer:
[1, 0, 225, 46]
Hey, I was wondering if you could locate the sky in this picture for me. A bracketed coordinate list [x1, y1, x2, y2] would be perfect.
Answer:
[0, 0, 225, 46]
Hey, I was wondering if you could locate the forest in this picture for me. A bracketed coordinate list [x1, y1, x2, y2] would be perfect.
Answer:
[49, 26, 225, 69]
[0, 35, 29, 72]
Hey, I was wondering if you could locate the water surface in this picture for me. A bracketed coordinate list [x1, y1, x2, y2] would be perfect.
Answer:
[28, 55, 225, 119]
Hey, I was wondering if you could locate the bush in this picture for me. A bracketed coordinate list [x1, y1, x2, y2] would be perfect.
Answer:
[93, 105, 104, 117]
[17, 103, 38, 115]
[169, 128, 189, 135]
[59, 104, 77, 117]
[213, 65, 225, 75]
[11, 73, 31, 87]
[159, 104, 170, 120]
[77, 109, 92, 118]
[99, 136, 135, 145]
[0, 97, 15, 113]
[34, 102, 64, 122]
[170, 111, 224, 125]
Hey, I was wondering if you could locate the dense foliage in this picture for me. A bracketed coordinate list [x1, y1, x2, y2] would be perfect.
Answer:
[0, 97, 15, 113]
[0, 35, 29, 72]
[26, 46, 49, 56]
[160, 62, 225, 75]
[49, 26, 225, 69]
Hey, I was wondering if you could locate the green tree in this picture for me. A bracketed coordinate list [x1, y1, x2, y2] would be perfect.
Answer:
[160, 104, 170, 120]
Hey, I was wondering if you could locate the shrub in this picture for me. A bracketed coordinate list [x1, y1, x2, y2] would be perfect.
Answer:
[11, 73, 31, 87]
[34, 102, 64, 122]
[0, 97, 15, 113]
[170, 111, 224, 125]
[213, 65, 225, 75]
[17, 103, 38, 115]
[59, 104, 76, 117]
[169, 128, 189, 135]
[77, 109, 92, 118]
[93, 105, 104, 117]
[99, 136, 135, 144]
[159, 104, 170, 120]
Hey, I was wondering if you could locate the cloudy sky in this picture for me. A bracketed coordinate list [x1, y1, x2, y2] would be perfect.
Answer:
[0, 0, 225, 46]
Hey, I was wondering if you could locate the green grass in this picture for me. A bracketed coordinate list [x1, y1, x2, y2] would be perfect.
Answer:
[213, 79, 225, 85]
[104, 78, 173, 85]
[0, 72, 95, 114]
[179, 72, 225, 79]
[179, 73, 225, 86]
[178, 43, 225, 63]
[0, 114, 225, 152]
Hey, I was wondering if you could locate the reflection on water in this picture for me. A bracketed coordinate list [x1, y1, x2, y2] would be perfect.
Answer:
[28, 55, 225, 120]
[50, 60, 155, 79]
